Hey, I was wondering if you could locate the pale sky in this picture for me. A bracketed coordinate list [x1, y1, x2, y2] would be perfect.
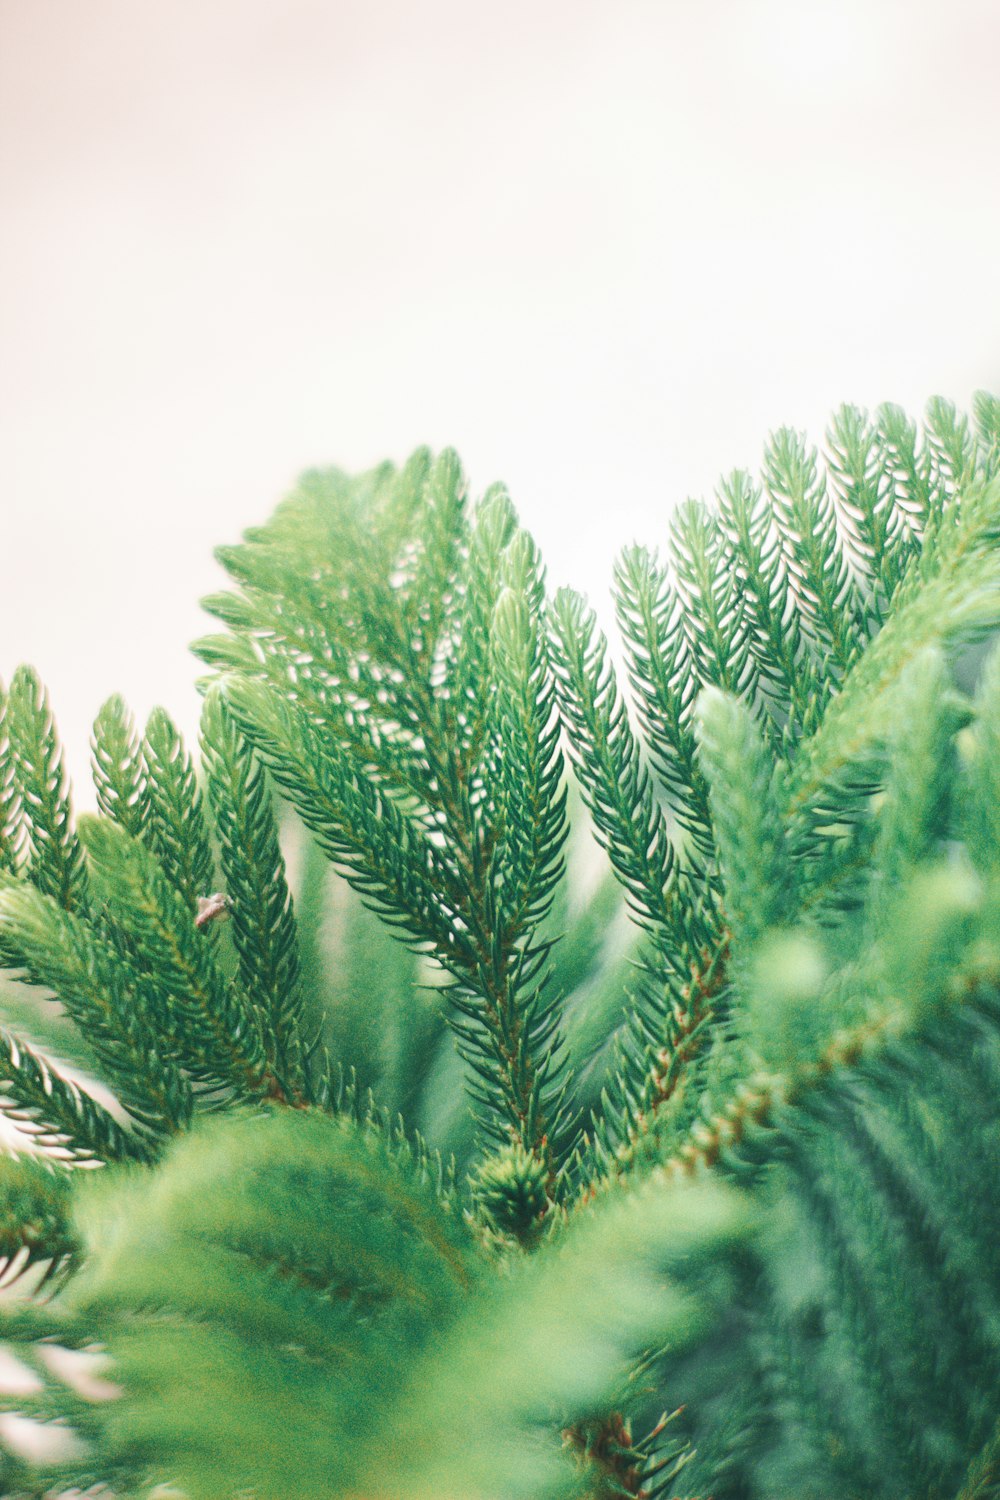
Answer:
[2, 0, 999, 799]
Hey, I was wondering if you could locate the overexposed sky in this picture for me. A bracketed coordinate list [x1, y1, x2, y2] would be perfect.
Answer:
[2, 0, 999, 797]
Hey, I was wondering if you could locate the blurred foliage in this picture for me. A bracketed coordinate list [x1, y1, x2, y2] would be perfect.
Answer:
[0, 395, 999, 1497]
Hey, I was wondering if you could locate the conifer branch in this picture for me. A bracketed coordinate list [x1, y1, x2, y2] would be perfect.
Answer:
[0, 681, 25, 874]
[0, 1026, 148, 1163]
[488, 546, 568, 940]
[200, 686, 312, 1104]
[444, 484, 517, 779]
[142, 707, 216, 913]
[714, 466, 820, 737]
[694, 686, 792, 954]
[366, 1175, 749, 1500]
[91, 694, 149, 840]
[2, 402, 998, 1500]
[209, 464, 578, 1184]
[655, 858, 989, 1191]
[925, 394, 976, 498]
[450, 530, 575, 1175]
[613, 545, 714, 862]
[873, 400, 936, 538]
[198, 582, 441, 817]
[669, 499, 758, 704]
[762, 427, 864, 675]
[5, 667, 86, 912]
[787, 473, 1000, 833]
[973, 389, 1000, 472]
[220, 675, 471, 963]
[825, 403, 915, 620]
[68, 1110, 480, 1499]
[584, 929, 729, 1188]
[77, 815, 278, 1102]
[0, 1154, 79, 1286]
[200, 450, 458, 819]
[548, 588, 685, 955]
[0, 881, 193, 1138]
[549, 589, 730, 1189]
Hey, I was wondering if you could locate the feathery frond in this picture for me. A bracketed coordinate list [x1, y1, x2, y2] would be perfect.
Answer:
[200, 686, 312, 1103]
[1, 395, 999, 1500]
[142, 706, 216, 912]
[204, 455, 577, 1183]
[90, 694, 148, 841]
[4, 667, 86, 912]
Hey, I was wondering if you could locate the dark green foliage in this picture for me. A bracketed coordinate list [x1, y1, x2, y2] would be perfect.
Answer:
[471, 1138, 550, 1246]
[77, 815, 273, 1102]
[548, 588, 683, 954]
[0, 1153, 78, 1285]
[762, 426, 864, 676]
[293, 832, 441, 1120]
[0, 881, 192, 1142]
[220, 673, 466, 961]
[681, 976, 1000, 1500]
[4, 667, 86, 912]
[613, 544, 714, 862]
[0, 1026, 145, 1165]
[91, 694, 148, 841]
[713, 466, 817, 736]
[142, 706, 215, 913]
[199, 687, 312, 1103]
[1, 395, 1000, 1499]
[204, 454, 576, 1184]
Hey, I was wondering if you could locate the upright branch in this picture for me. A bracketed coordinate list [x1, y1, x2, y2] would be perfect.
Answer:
[142, 707, 216, 914]
[5, 666, 87, 912]
[200, 686, 314, 1104]
[91, 694, 149, 841]
[554, 402, 1000, 1195]
[548, 587, 725, 1183]
[201, 453, 576, 1195]
[1, 398, 1000, 1500]
[78, 816, 278, 1103]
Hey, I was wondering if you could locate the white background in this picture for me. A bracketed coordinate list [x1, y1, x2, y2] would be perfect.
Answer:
[2, 0, 999, 798]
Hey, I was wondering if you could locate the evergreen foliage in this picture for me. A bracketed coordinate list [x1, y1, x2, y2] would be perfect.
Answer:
[1, 396, 999, 1498]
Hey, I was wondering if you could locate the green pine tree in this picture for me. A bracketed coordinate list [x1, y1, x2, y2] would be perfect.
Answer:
[1, 394, 1000, 1498]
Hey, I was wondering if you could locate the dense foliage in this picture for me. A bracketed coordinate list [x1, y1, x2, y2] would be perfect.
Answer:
[1, 394, 1000, 1498]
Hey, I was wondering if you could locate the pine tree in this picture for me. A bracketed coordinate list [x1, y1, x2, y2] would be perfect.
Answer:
[1, 395, 1000, 1498]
